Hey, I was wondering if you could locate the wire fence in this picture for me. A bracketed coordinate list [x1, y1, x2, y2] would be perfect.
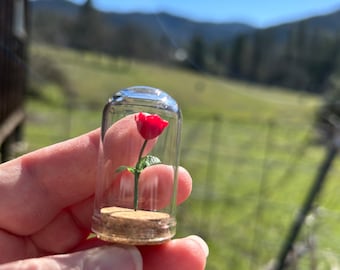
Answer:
[178, 116, 340, 270]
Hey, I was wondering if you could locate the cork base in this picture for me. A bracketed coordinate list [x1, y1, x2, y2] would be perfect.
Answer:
[92, 206, 176, 245]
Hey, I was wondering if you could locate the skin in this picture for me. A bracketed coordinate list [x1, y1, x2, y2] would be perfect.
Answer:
[0, 116, 208, 269]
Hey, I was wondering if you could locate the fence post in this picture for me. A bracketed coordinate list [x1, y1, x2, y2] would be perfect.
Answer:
[273, 135, 339, 269]
[0, 0, 28, 162]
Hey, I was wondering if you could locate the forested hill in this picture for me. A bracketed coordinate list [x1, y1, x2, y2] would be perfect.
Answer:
[30, 0, 255, 45]
[31, 0, 340, 93]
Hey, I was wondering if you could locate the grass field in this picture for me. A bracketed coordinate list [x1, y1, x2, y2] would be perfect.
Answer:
[25, 44, 340, 269]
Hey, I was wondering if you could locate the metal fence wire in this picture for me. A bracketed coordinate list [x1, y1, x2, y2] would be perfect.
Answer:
[178, 117, 340, 270]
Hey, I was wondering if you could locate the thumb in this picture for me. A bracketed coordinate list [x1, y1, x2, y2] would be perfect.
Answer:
[0, 245, 143, 270]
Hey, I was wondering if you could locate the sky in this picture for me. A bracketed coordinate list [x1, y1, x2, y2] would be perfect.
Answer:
[69, 0, 340, 28]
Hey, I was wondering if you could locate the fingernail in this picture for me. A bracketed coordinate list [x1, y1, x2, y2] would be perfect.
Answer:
[83, 245, 143, 270]
[187, 235, 209, 257]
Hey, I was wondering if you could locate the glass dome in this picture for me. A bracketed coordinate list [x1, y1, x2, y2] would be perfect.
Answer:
[92, 86, 182, 245]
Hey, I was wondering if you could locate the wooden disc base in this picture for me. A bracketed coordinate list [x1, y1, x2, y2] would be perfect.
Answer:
[92, 206, 176, 245]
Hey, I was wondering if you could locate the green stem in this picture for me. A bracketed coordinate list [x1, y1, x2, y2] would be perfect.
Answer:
[134, 139, 148, 211]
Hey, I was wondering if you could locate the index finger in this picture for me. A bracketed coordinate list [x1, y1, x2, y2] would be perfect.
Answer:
[0, 128, 100, 235]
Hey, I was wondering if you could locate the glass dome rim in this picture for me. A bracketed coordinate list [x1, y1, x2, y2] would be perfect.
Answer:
[109, 85, 180, 114]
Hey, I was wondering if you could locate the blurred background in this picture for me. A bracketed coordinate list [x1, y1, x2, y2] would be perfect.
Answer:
[2, 0, 340, 269]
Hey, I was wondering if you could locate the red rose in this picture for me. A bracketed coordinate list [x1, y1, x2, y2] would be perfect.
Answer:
[135, 112, 168, 140]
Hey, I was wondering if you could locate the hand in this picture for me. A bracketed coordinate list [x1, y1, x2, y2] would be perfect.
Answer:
[0, 125, 208, 269]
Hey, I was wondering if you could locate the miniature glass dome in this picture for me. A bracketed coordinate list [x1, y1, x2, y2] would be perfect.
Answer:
[92, 86, 182, 245]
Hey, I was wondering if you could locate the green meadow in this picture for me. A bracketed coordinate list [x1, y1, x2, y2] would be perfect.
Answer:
[26, 44, 340, 269]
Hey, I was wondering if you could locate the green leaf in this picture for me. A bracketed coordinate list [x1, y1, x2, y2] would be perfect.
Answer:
[127, 167, 136, 174]
[137, 155, 161, 171]
[116, 165, 135, 174]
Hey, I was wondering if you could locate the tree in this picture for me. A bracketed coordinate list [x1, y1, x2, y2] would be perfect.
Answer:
[315, 73, 340, 144]
[187, 35, 206, 71]
[113, 24, 155, 59]
[252, 32, 263, 76]
[210, 41, 228, 75]
[70, 0, 105, 51]
[229, 35, 246, 78]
